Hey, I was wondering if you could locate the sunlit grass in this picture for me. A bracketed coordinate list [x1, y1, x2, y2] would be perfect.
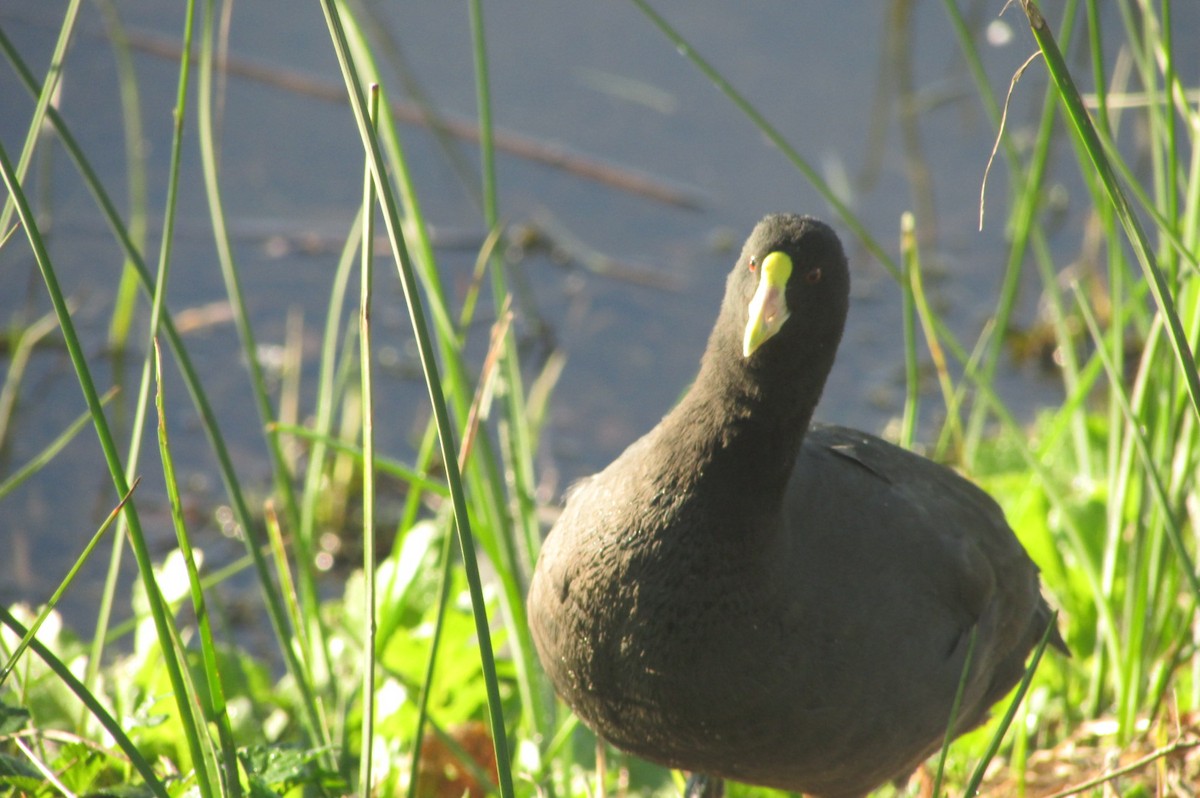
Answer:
[1, 0, 1198, 797]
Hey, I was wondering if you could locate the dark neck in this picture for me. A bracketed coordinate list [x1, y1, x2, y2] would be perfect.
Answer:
[653, 333, 830, 511]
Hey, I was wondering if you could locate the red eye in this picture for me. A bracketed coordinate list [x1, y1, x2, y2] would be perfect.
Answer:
[748, 256, 757, 272]
[805, 268, 822, 284]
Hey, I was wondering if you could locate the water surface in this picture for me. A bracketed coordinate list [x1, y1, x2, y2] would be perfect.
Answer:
[3, 1, 1180, 630]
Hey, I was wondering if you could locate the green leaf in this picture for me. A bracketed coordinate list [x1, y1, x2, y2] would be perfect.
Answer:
[0, 702, 31, 734]
[0, 751, 40, 780]
[239, 743, 345, 794]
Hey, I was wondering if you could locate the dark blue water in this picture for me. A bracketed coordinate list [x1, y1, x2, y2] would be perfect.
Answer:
[3, 1, 1189, 631]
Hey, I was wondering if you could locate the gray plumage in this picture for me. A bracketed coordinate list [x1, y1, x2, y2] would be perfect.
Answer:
[528, 214, 1064, 798]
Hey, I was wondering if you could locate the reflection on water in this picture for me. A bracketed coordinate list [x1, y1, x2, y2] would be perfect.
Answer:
[3, 1, 1186, 628]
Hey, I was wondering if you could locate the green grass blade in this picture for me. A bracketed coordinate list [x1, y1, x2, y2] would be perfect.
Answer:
[0, 388, 117, 501]
[262, 502, 326, 729]
[908, 219, 964, 454]
[95, 0, 150, 350]
[0, 476, 135, 685]
[297, 209, 361, 686]
[83, 0, 199, 746]
[0, 308, 63, 451]
[404, 519, 457, 798]
[347, 29, 534, 699]
[318, 3, 515, 794]
[628, 0, 893, 276]
[468, 0, 545, 741]
[0, 0, 82, 235]
[1071, 283, 1199, 600]
[1019, 0, 1200, 423]
[898, 214, 920, 449]
[337, 10, 519, 623]
[196, 0, 307, 580]
[942, 0, 1090, 469]
[275, 422, 451, 494]
[930, 627, 978, 798]
[357, 84, 381, 798]
[154, 341, 242, 798]
[0, 39, 212, 798]
[0, 608, 170, 798]
[960, 615, 1060, 797]
[0, 19, 329, 754]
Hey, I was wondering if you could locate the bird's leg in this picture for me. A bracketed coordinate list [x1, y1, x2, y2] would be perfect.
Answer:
[683, 773, 724, 798]
[595, 739, 606, 798]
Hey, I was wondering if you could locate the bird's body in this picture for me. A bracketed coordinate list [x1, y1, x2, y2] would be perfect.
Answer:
[527, 215, 1063, 798]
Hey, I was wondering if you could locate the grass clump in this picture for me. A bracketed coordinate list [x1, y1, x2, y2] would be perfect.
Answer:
[2, 1, 1199, 797]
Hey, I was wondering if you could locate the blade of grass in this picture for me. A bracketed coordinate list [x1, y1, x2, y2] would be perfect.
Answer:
[196, 0, 309, 603]
[1087, 127, 1200, 273]
[929, 626, 979, 798]
[960, 614, 1060, 797]
[344, 0, 483, 207]
[95, 0, 149, 351]
[109, 0, 199, 606]
[329, 24, 512, 788]
[0, 387, 118, 501]
[274, 422, 451, 495]
[1019, 0, 1200, 423]
[12, 736, 76, 797]
[0, 307, 64, 450]
[908, 217, 964, 455]
[318, 3, 514, 794]
[297, 207, 362, 683]
[627, 0, 893, 276]
[404, 516, 457, 798]
[337, 10, 519, 651]
[467, 0, 545, 740]
[262, 500, 329, 733]
[0, 476, 137, 685]
[357, 83, 381, 798]
[185, 0, 331, 755]
[401, 305, 516, 796]
[338, 7, 515, 532]
[0, 0, 82, 236]
[342, 0, 548, 778]
[1085, 7, 1128, 721]
[0, 31, 214, 798]
[0, 607, 170, 798]
[0, 31, 327, 749]
[944, 0, 1092, 471]
[1071, 282, 1199, 600]
[154, 340, 241, 798]
[140, 562, 221, 798]
[84, 0, 207, 749]
[898, 213, 920, 449]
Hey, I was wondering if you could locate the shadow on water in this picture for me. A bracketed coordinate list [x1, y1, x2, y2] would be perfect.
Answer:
[2, 1, 1185, 635]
